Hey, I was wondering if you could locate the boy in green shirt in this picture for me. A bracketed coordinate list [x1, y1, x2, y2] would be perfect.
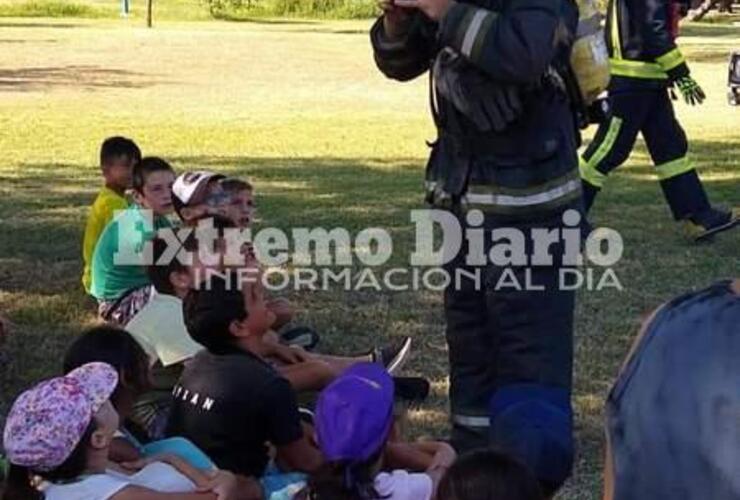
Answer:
[81, 137, 141, 293]
[90, 157, 175, 325]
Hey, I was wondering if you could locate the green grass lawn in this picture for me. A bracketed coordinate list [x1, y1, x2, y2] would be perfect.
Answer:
[0, 16, 738, 499]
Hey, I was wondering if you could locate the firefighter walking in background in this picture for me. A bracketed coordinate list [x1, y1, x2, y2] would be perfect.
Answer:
[580, 0, 739, 242]
[371, 0, 580, 494]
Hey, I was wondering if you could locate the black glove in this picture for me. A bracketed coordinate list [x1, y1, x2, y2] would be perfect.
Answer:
[433, 48, 523, 132]
[479, 85, 523, 132]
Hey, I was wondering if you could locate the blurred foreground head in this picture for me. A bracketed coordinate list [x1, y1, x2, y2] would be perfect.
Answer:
[437, 448, 544, 500]
[604, 279, 740, 500]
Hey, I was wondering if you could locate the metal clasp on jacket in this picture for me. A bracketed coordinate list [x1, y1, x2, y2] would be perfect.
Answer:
[425, 180, 454, 209]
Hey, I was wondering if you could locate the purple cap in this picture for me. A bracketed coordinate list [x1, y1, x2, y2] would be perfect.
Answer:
[315, 363, 394, 462]
[3, 362, 118, 471]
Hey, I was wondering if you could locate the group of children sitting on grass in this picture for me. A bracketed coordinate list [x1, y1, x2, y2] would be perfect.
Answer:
[3, 136, 737, 500]
[0, 137, 553, 500]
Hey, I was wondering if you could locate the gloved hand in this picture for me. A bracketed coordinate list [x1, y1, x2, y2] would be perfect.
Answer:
[477, 85, 522, 132]
[674, 75, 706, 105]
[433, 48, 523, 132]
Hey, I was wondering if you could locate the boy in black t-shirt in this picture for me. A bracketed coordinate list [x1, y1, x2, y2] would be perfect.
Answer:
[166, 274, 323, 485]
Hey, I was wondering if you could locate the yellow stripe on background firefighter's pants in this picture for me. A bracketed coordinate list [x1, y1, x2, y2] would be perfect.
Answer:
[580, 116, 623, 188]
[655, 156, 694, 180]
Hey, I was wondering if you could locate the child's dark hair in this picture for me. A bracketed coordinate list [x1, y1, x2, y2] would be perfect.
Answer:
[63, 325, 150, 405]
[2, 421, 96, 500]
[148, 234, 192, 296]
[437, 449, 544, 500]
[183, 273, 248, 353]
[219, 177, 253, 194]
[132, 156, 174, 193]
[298, 450, 387, 500]
[100, 136, 141, 168]
[147, 215, 236, 295]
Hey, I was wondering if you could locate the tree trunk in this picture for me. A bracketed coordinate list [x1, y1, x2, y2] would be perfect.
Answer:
[146, 0, 153, 27]
[687, 0, 719, 21]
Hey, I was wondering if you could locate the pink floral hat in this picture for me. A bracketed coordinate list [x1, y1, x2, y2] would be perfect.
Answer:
[3, 362, 118, 471]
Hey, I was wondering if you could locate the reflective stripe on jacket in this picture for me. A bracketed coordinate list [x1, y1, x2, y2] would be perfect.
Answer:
[606, 0, 690, 87]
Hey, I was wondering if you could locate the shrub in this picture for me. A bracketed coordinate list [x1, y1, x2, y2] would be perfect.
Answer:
[0, 0, 106, 18]
[202, 0, 377, 19]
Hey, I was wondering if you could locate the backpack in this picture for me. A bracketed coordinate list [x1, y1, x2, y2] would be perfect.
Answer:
[570, 0, 609, 106]
[569, 0, 610, 105]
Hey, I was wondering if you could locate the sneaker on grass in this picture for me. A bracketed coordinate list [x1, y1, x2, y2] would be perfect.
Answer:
[368, 336, 412, 375]
[683, 207, 739, 242]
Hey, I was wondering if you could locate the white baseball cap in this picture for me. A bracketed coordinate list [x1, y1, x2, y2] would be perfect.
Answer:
[172, 171, 225, 211]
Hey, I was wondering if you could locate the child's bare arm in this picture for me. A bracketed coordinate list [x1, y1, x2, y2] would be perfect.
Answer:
[384, 441, 456, 473]
[147, 453, 214, 487]
[384, 441, 435, 471]
[109, 437, 143, 463]
[110, 472, 260, 500]
[268, 343, 311, 365]
[110, 488, 218, 500]
[410, 440, 456, 463]
[277, 359, 337, 392]
[419, 442, 456, 496]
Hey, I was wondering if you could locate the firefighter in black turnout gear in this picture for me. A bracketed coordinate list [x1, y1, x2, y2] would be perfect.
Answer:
[371, 0, 580, 488]
[581, 0, 739, 241]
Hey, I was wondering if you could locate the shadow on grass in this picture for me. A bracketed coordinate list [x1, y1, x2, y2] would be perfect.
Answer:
[1, 148, 736, 279]
[169, 154, 425, 225]
[274, 26, 369, 35]
[212, 15, 321, 25]
[688, 47, 736, 64]
[0, 21, 82, 29]
[0, 37, 58, 44]
[0, 65, 169, 92]
[0, 155, 427, 265]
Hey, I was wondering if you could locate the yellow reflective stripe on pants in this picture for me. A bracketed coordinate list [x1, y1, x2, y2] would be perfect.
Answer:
[610, 0, 621, 60]
[656, 47, 686, 72]
[579, 156, 607, 188]
[656, 156, 694, 180]
[610, 59, 668, 80]
[580, 116, 623, 188]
